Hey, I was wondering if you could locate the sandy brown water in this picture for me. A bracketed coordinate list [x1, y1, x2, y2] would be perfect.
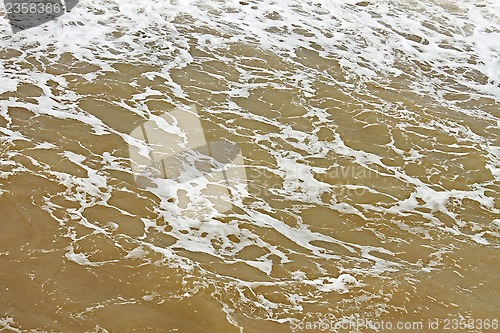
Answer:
[1, 0, 499, 332]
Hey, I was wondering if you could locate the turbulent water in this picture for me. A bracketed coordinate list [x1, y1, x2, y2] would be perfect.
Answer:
[0, 0, 499, 332]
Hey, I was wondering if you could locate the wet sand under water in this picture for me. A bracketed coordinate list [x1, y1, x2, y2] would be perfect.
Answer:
[0, 0, 499, 332]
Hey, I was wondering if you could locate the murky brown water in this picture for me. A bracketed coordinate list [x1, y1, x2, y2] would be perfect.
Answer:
[1, 0, 499, 332]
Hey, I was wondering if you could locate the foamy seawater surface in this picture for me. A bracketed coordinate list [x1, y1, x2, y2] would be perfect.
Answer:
[0, 0, 499, 331]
